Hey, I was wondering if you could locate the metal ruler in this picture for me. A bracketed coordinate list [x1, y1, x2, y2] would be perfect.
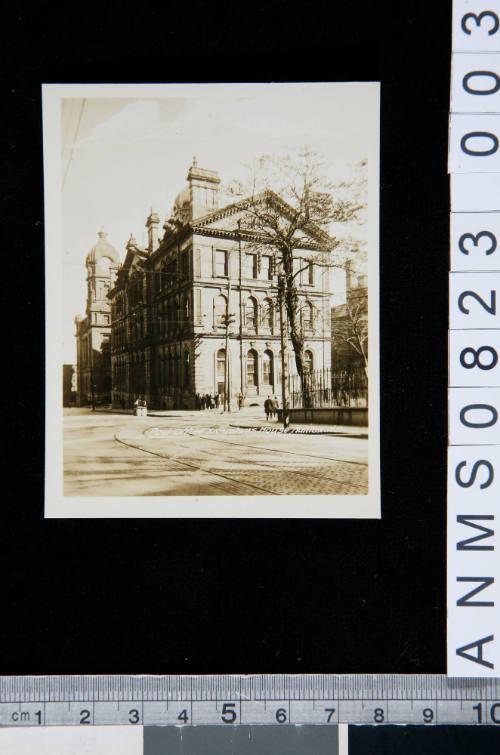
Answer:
[0, 675, 500, 727]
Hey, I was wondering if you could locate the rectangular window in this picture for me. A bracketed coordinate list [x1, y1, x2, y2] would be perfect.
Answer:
[263, 256, 273, 280]
[245, 253, 257, 279]
[216, 250, 227, 276]
[308, 261, 314, 285]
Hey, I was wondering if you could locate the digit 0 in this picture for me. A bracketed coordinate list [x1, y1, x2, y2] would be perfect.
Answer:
[463, 71, 500, 96]
[460, 404, 498, 429]
[460, 131, 499, 157]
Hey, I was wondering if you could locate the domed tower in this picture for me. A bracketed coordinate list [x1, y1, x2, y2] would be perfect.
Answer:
[171, 157, 221, 225]
[85, 229, 121, 325]
[75, 231, 121, 406]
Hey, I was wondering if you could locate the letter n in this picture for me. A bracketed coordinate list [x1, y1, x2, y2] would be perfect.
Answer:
[457, 577, 495, 607]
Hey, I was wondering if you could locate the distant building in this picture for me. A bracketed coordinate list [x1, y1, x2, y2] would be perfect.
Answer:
[74, 231, 120, 406]
[62, 364, 77, 406]
[107, 159, 335, 409]
[331, 259, 368, 372]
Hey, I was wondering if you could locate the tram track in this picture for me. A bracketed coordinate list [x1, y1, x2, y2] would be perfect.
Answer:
[182, 429, 368, 491]
[113, 431, 278, 495]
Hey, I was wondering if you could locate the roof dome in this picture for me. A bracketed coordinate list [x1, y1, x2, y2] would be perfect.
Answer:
[173, 184, 191, 215]
[86, 230, 120, 265]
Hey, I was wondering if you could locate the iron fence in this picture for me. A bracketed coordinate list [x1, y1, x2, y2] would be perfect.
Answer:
[288, 367, 368, 409]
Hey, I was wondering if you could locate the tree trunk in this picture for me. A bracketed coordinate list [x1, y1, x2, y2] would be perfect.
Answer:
[284, 275, 308, 407]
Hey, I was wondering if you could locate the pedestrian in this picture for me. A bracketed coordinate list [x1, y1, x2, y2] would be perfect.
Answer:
[214, 392, 220, 409]
[200, 394, 205, 410]
[238, 393, 243, 410]
[206, 393, 212, 410]
[272, 395, 278, 419]
[264, 397, 272, 421]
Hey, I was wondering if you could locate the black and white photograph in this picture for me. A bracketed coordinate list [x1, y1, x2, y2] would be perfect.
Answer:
[44, 82, 379, 517]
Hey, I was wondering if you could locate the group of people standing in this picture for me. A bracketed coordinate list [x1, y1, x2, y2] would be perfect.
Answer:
[195, 392, 221, 410]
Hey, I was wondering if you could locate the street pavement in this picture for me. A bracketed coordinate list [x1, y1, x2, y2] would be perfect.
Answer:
[63, 408, 368, 497]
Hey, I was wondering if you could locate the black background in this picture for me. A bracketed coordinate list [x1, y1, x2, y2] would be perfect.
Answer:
[2, 1, 449, 673]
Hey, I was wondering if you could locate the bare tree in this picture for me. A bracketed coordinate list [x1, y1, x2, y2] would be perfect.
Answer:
[332, 293, 368, 375]
[226, 148, 367, 402]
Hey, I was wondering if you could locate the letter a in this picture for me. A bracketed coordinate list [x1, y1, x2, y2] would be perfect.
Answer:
[456, 634, 494, 669]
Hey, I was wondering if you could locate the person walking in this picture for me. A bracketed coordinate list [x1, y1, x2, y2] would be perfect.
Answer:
[200, 394, 205, 410]
[264, 397, 272, 421]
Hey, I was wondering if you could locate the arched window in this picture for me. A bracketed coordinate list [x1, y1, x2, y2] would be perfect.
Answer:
[261, 299, 272, 329]
[245, 297, 257, 330]
[247, 349, 258, 386]
[304, 350, 313, 374]
[262, 350, 273, 386]
[215, 294, 227, 327]
[217, 348, 226, 382]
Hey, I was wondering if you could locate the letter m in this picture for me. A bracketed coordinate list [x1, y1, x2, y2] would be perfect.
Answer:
[457, 515, 495, 551]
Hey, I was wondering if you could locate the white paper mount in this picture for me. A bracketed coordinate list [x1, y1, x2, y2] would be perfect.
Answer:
[449, 0, 500, 677]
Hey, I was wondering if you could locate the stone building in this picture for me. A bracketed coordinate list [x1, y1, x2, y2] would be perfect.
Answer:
[108, 160, 335, 409]
[331, 259, 368, 372]
[62, 364, 77, 406]
[74, 231, 120, 406]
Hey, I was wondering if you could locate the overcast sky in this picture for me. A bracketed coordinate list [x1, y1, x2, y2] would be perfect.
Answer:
[61, 83, 379, 363]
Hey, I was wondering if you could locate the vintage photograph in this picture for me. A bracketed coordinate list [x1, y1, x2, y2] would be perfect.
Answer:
[44, 82, 380, 517]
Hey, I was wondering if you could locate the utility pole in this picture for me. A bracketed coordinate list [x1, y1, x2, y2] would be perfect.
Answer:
[223, 278, 235, 412]
[278, 274, 289, 429]
[238, 220, 244, 409]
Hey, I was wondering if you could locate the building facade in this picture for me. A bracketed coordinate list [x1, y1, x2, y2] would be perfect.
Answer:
[75, 231, 120, 406]
[331, 259, 368, 372]
[108, 161, 335, 409]
[62, 364, 77, 406]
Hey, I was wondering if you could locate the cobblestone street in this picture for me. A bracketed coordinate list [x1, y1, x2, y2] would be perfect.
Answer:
[63, 408, 368, 497]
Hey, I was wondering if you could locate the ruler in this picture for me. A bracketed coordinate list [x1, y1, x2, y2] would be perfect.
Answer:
[0, 675, 500, 727]
[448, 1, 500, 677]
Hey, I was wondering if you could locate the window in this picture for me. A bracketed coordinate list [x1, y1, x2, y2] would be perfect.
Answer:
[304, 350, 313, 373]
[217, 349, 226, 380]
[261, 299, 272, 329]
[215, 294, 227, 327]
[245, 253, 257, 279]
[303, 302, 314, 329]
[245, 297, 257, 330]
[263, 256, 273, 280]
[216, 250, 228, 277]
[247, 349, 258, 386]
[308, 261, 314, 285]
[262, 350, 273, 385]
